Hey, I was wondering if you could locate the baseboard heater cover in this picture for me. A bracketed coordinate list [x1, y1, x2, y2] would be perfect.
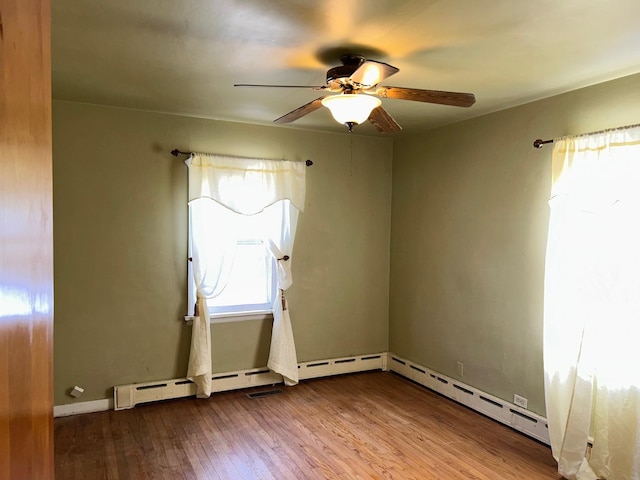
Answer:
[64, 351, 549, 447]
[113, 352, 388, 411]
[387, 354, 550, 445]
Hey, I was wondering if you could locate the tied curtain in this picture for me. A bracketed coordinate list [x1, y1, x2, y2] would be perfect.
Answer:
[186, 153, 306, 397]
[544, 126, 640, 480]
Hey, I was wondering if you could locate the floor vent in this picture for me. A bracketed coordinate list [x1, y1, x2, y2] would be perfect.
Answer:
[246, 389, 283, 399]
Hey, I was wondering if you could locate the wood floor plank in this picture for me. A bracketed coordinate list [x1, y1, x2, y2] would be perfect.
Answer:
[55, 372, 562, 479]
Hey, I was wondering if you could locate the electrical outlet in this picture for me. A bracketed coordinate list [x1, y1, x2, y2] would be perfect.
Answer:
[513, 394, 528, 409]
[456, 361, 464, 377]
[70, 385, 84, 398]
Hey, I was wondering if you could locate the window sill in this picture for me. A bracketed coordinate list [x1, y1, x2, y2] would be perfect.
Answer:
[184, 310, 273, 325]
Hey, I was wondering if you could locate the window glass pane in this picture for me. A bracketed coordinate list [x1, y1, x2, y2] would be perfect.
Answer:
[206, 210, 276, 313]
[208, 240, 271, 308]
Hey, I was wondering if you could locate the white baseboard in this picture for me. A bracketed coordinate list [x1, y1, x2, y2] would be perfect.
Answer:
[54, 398, 113, 418]
[54, 351, 550, 447]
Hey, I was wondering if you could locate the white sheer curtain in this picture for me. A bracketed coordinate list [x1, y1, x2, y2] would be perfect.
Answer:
[186, 199, 239, 397]
[262, 200, 299, 385]
[186, 153, 306, 397]
[544, 125, 640, 480]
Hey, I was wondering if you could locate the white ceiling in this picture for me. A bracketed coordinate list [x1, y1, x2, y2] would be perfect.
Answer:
[52, 0, 640, 136]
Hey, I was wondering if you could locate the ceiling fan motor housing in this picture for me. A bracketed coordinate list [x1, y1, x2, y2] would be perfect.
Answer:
[326, 54, 365, 83]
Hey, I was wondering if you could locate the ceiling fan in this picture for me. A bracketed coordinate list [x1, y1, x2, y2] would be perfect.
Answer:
[235, 54, 476, 133]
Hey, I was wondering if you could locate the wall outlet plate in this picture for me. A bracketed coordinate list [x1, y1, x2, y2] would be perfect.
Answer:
[456, 362, 464, 377]
[70, 385, 84, 398]
[513, 394, 528, 409]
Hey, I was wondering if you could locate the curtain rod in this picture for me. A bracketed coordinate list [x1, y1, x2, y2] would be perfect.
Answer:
[533, 122, 640, 149]
[171, 149, 313, 166]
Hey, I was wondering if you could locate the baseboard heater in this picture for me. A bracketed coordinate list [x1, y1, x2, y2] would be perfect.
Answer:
[387, 354, 550, 445]
[111, 351, 548, 446]
[114, 353, 387, 411]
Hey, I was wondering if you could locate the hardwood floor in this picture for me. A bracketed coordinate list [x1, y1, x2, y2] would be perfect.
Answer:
[55, 371, 561, 479]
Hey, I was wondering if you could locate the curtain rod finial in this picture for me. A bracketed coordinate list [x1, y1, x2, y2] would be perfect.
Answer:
[533, 138, 554, 148]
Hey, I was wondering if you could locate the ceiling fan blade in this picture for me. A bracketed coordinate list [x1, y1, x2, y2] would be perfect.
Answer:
[274, 97, 325, 124]
[350, 60, 399, 87]
[234, 83, 326, 90]
[368, 106, 402, 134]
[375, 86, 476, 107]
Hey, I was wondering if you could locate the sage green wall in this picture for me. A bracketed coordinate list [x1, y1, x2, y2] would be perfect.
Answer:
[54, 73, 640, 410]
[53, 101, 392, 405]
[390, 73, 640, 416]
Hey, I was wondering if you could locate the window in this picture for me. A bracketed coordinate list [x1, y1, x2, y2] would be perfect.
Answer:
[187, 203, 278, 322]
[543, 127, 640, 479]
[185, 153, 306, 393]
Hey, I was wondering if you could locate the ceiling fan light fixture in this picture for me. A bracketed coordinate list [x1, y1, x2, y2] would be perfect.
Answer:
[321, 94, 381, 128]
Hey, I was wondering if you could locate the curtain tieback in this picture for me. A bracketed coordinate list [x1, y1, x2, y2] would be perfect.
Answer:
[277, 256, 289, 310]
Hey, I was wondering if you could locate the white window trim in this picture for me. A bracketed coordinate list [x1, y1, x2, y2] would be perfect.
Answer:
[184, 310, 273, 325]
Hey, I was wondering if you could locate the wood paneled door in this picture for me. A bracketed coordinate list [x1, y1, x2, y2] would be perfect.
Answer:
[0, 0, 55, 479]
